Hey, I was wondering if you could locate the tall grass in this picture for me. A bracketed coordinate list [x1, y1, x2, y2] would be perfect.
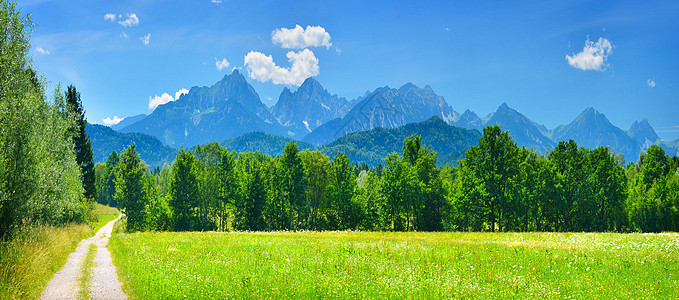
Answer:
[0, 204, 120, 299]
[110, 231, 679, 299]
[0, 223, 92, 299]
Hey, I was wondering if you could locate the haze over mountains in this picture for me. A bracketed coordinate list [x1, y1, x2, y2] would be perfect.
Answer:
[101, 70, 677, 166]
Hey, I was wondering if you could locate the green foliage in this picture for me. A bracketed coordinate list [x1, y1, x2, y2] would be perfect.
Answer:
[169, 149, 200, 231]
[115, 143, 149, 232]
[459, 125, 520, 231]
[299, 150, 331, 230]
[107, 125, 677, 234]
[325, 153, 360, 230]
[66, 85, 97, 201]
[217, 149, 238, 231]
[626, 145, 679, 232]
[0, 1, 88, 238]
[234, 156, 266, 231]
[96, 151, 120, 207]
[281, 141, 308, 229]
[353, 170, 386, 230]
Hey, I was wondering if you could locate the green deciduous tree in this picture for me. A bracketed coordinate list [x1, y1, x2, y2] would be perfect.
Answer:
[300, 150, 331, 230]
[281, 141, 307, 229]
[461, 125, 520, 232]
[627, 145, 678, 232]
[326, 153, 359, 230]
[217, 149, 238, 231]
[115, 143, 149, 231]
[1, 2, 88, 237]
[169, 149, 200, 231]
[235, 157, 266, 231]
[97, 151, 120, 207]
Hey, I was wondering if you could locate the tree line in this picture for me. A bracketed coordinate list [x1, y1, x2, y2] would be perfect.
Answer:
[1, 1, 96, 239]
[99, 125, 679, 233]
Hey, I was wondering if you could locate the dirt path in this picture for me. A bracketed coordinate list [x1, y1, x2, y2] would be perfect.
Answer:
[41, 215, 127, 300]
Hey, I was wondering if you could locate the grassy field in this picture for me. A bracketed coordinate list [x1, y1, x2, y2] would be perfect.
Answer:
[110, 229, 679, 299]
[0, 204, 120, 300]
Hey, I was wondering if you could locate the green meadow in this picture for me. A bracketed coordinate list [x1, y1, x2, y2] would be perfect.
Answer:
[110, 227, 679, 299]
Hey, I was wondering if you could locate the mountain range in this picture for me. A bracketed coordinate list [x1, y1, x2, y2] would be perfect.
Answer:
[104, 71, 677, 165]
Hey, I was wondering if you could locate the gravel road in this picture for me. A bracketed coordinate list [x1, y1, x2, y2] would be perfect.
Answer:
[41, 214, 127, 300]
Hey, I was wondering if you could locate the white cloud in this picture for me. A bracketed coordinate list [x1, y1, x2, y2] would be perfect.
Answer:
[175, 88, 189, 101]
[647, 79, 656, 88]
[104, 13, 116, 22]
[140, 33, 150, 45]
[212, 0, 222, 3]
[566, 37, 613, 71]
[36, 47, 50, 55]
[120, 31, 128, 39]
[271, 25, 332, 49]
[102, 116, 124, 125]
[149, 93, 174, 110]
[215, 58, 230, 71]
[118, 13, 139, 27]
[149, 89, 189, 110]
[244, 49, 319, 86]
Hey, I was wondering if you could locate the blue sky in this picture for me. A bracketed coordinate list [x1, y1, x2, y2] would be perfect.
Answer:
[24, 0, 679, 140]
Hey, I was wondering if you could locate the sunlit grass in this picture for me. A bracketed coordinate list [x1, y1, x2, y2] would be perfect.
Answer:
[0, 224, 92, 300]
[0, 204, 120, 300]
[110, 230, 679, 299]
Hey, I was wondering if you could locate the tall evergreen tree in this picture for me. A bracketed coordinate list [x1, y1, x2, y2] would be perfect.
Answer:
[66, 85, 96, 201]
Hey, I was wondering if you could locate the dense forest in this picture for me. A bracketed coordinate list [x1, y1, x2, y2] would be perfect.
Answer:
[98, 125, 679, 233]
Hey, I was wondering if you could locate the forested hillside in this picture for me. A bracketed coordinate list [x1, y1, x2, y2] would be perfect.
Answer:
[87, 123, 176, 168]
[221, 132, 314, 157]
[318, 116, 480, 166]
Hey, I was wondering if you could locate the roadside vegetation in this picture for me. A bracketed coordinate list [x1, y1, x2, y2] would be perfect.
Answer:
[0, 1, 102, 299]
[110, 230, 679, 299]
[0, 224, 91, 299]
[0, 204, 120, 300]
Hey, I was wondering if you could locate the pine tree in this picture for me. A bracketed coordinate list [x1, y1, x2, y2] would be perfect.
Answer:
[66, 85, 96, 201]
